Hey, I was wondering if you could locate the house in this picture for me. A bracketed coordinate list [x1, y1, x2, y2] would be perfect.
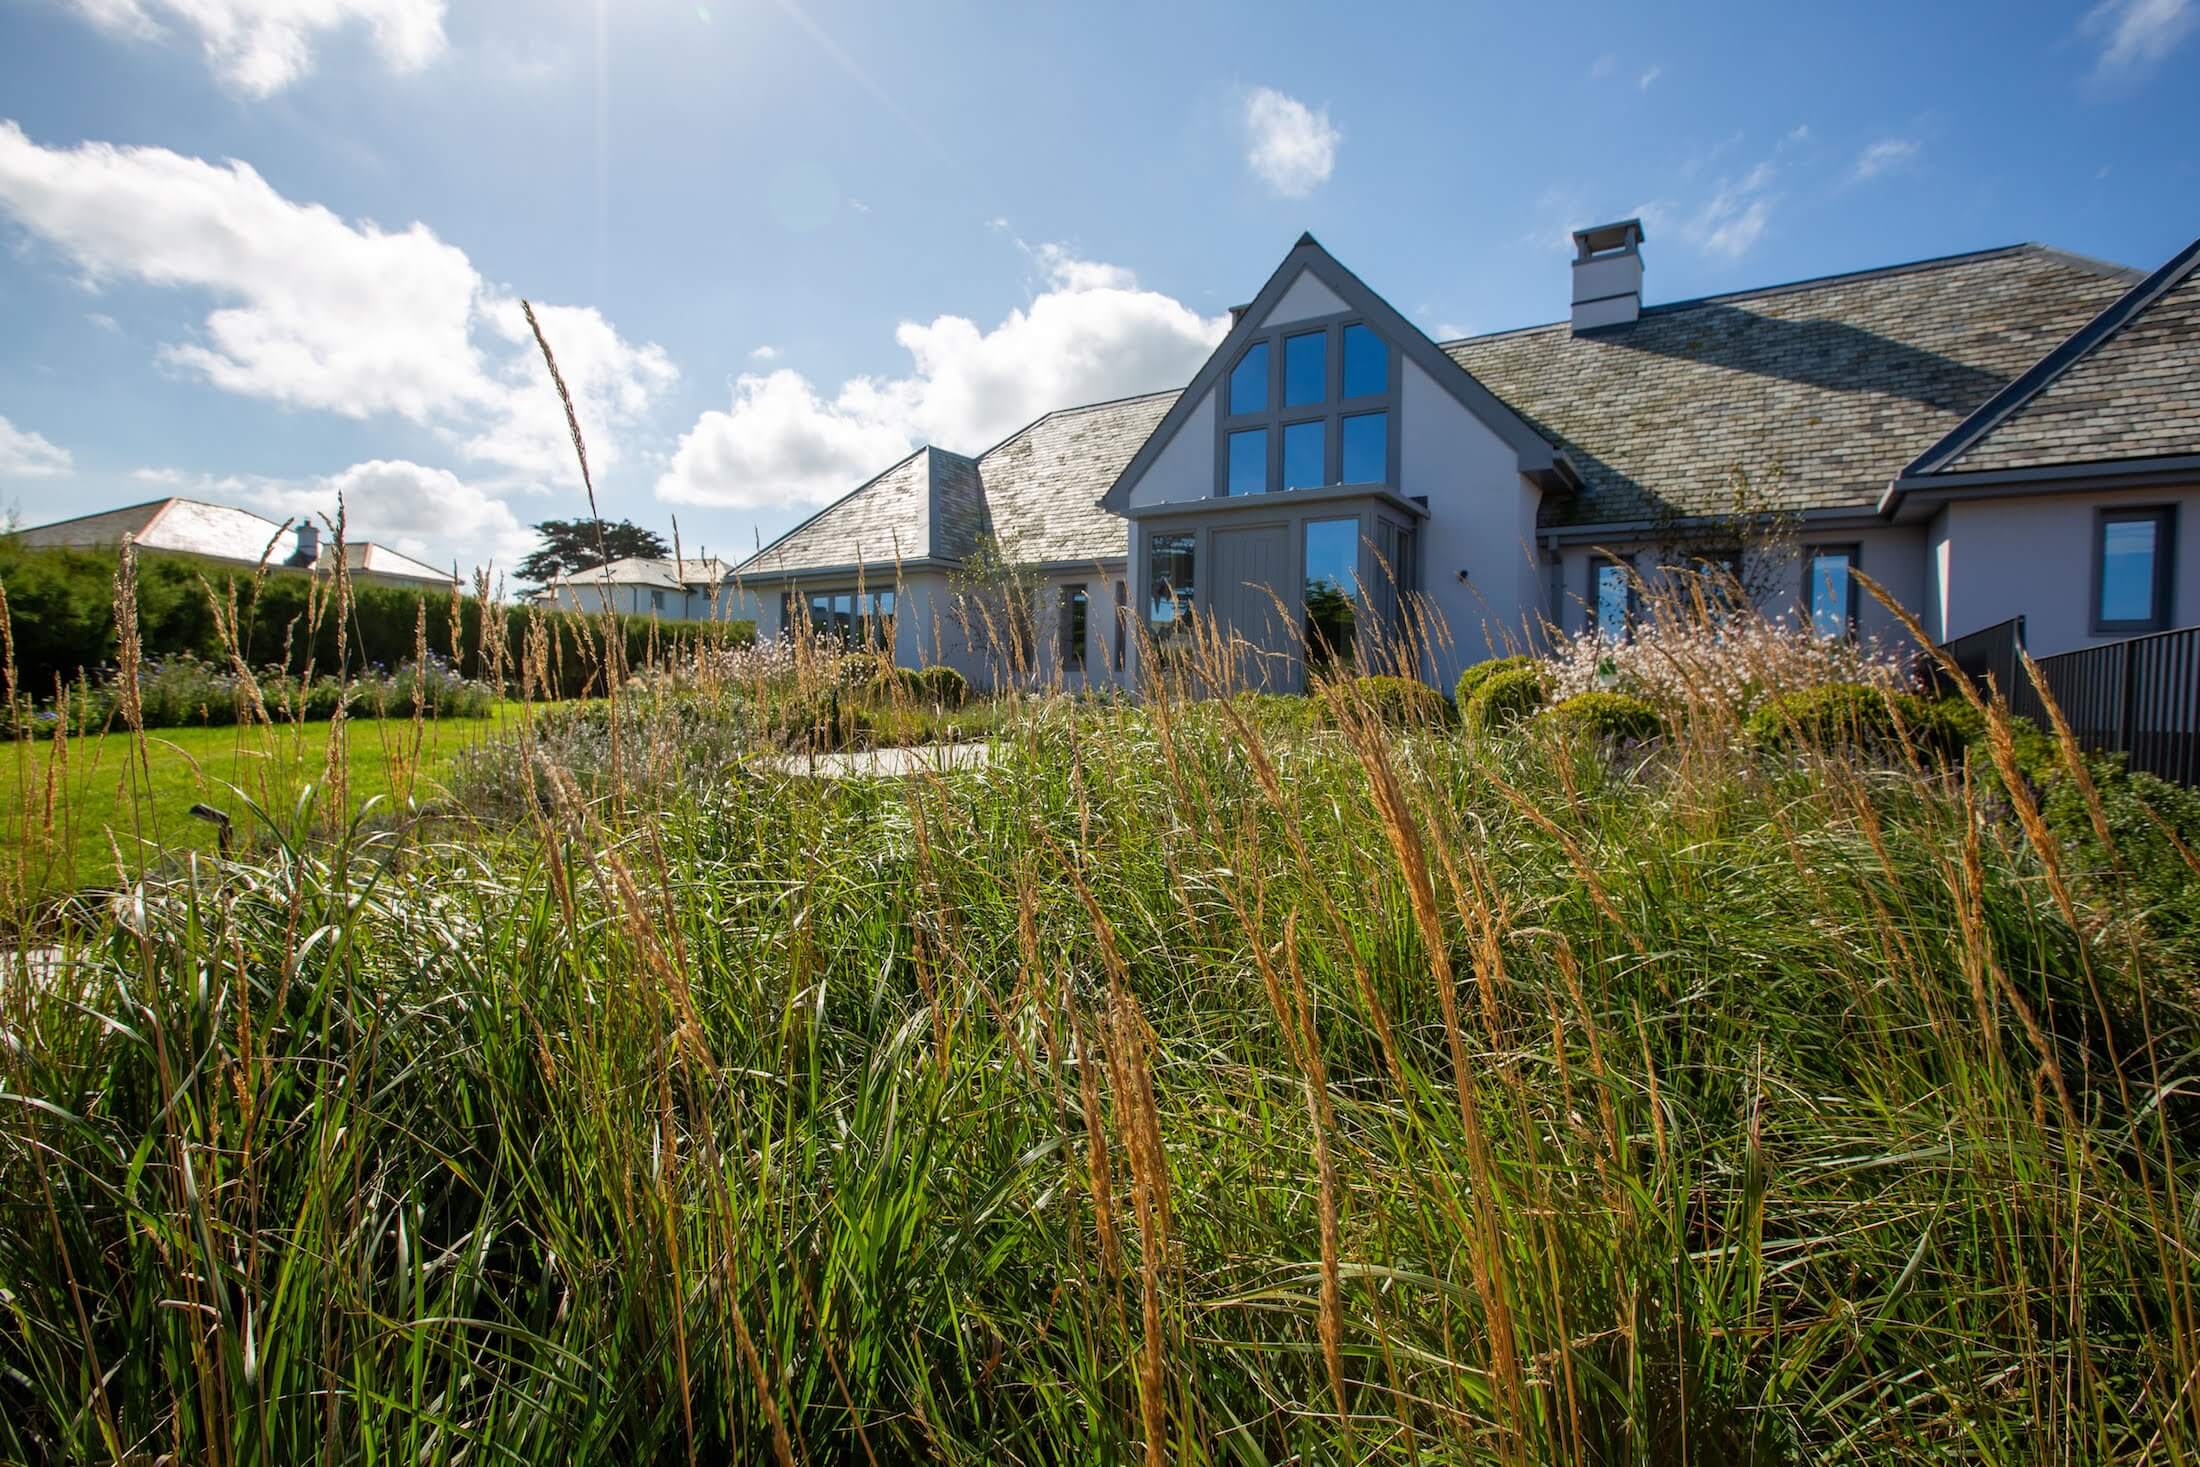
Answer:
[722, 224, 2199, 693]
[530, 557, 734, 621]
[14, 496, 459, 592]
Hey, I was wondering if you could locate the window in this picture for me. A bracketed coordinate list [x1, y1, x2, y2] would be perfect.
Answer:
[1228, 342, 1269, 415]
[2095, 507, 2175, 633]
[1283, 331, 1326, 406]
[1113, 580, 1127, 672]
[1592, 556, 1634, 642]
[1806, 546, 1857, 639]
[1282, 420, 1326, 490]
[806, 588, 895, 648]
[1061, 584, 1088, 671]
[1217, 313, 1400, 495]
[1342, 323, 1385, 398]
[1342, 412, 1387, 484]
[1227, 429, 1267, 496]
[1148, 533, 1196, 653]
[650, 588, 665, 611]
[1304, 518, 1359, 672]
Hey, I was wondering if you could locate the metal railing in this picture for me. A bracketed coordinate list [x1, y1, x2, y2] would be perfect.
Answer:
[1938, 616, 2200, 787]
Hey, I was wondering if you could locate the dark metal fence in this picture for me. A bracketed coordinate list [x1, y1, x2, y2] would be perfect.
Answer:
[1938, 616, 2200, 787]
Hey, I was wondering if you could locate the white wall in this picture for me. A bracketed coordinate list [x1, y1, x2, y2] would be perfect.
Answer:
[1933, 486, 2200, 657]
[1258, 272, 1347, 327]
[1125, 389, 1217, 508]
[1394, 357, 1548, 684]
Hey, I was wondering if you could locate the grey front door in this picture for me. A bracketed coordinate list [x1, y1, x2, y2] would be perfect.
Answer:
[1208, 523, 1294, 691]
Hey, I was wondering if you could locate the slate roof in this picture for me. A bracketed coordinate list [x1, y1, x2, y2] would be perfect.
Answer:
[978, 390, 1175, 564]
[582, 555, 733, 589]
[1443, 245, 2138, 527]
[1900, 236, 2200, 478]
[738, 394, 1173, 579]
[16, 496, 456, 585]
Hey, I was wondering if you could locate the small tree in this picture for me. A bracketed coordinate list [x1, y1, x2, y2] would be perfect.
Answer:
[1641, 464, 1805, 612]
[948, 532, 1042, 684]
[518, 518, 670, 584]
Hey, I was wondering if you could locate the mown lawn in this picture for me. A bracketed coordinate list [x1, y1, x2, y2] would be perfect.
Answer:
[1, 706, 524, 900]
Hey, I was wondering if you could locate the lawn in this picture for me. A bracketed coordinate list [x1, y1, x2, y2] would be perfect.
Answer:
[1, 705, 523, 901]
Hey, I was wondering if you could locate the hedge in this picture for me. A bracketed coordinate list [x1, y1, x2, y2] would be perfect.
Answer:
[0, 540, 753, 701]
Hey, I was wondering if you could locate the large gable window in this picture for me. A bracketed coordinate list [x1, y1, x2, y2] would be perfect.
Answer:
[1217, 308, 1400, 496]
[2095, 507, 2175, 634]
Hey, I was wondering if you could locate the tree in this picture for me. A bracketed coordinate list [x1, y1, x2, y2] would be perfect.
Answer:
[517, 519, 669, 584]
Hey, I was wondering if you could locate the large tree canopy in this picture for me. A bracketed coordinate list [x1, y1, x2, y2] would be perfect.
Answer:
[517, 519, 670, 584]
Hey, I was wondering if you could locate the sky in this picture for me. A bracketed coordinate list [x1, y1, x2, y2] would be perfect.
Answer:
[0, 0, 2196, 580]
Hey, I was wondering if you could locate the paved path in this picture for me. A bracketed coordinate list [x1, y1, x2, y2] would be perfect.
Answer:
[763, 742, 992, 780]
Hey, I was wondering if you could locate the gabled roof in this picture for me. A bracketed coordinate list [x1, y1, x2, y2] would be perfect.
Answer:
[15, 496, 456, 585]
[1881, 234, 2200, 507]
[737, 446, 981, 578]
[337, 542, 458, 585]
[577, 555, 732, 589]
[1444, 244, 2138, 528]
[1098, 234, 1571, 514]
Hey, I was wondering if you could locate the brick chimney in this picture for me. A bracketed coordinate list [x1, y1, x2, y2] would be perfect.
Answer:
[1571, 219, 1646, 333]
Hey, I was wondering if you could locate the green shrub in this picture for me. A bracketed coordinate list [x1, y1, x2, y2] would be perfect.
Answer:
[0, 539, 752, 699]
[1322, 675, 1452, 729]
[1464, 664, 1546, 736]
[1544, 691, 1662, 743]
[1454, 655, 1536, 709]
[1226, 691, 1320, 736]
[1744, 682, 1966, 760]
[778, 688, 879, 753]
[883, 664, 970, 710]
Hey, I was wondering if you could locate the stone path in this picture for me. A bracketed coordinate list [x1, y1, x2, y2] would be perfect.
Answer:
[763, 742, 992, 780]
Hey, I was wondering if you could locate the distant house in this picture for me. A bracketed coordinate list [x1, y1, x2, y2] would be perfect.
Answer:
[528, 557, 734, 621]
[726, 225, 2198, 693]
[14, 496, 459, 593]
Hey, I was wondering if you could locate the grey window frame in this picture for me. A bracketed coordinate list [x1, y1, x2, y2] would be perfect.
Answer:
[1804, 543, 1861, 639]
[1060, 582, 1089, 671]
[799, 587, 896, 648]
[1215, 309, 1402, 496]
[2091, 505, 2176, 635]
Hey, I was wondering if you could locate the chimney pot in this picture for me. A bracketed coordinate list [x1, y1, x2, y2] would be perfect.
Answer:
[291, 521, 321, 568]
[1570, 218, 1646, 334]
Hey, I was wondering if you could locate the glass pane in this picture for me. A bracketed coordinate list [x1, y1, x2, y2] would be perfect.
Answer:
[1342, 411, 1387, 483]
[810, 593, 832, 635]
[1228, 341, 1269, 416]
[1596, 563, 1630, 642]
[1227, 429, 1267, 496]
[1342, 323, 1385, 397]
[1284, 331, 1326, 406]
[1149, 533, 1196, 642]
[1304, 518, 1358, 671]
[1810, 552, 1851, 638]
[1282, 420, 1326, 489]
[2099, 517, 2159, 623]
[1065, 587, 1088, 667]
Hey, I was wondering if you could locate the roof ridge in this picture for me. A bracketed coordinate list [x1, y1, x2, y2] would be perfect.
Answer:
[1894, 233, 2200, 483]
[1438, 242, 2143, 349]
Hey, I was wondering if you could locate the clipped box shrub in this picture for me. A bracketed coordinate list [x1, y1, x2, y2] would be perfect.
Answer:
[777, 688, 879, 753]
[881, 664, 971, 709]
[1454, 654, 1536, 709]
[1744, 682, 1967, 760]
[1543, 691, 1663, 743]
[1464, 664, 1546, 736]
[1322, 675, 1453, 729]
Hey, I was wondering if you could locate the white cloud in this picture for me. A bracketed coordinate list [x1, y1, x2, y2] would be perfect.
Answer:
[1241, 87, 1340, 198]
[1788, 123, 1812, 143]
[658, 245, 1229, 510]
[0, 122, 675, 480]
[1853, 137, 1920, 181]
[2083, 0, 2196, 71]
[247, 459, 535, 570]
[0, 416, 74, 479]
[1632, 157, 1778, 262]
[749, 344, 780, 361]
[86, 311, 121, 332]
[66, 0, 447, 96]
[1638, 65, 1662, 91]
[1588, 54, 1617, 80]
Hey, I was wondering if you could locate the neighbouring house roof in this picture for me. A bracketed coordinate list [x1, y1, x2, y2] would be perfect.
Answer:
[566, 555, 732, 590]
[14, 496, 457, 586]
[1444, 244, 2139, 529]
[1889, 234, 2200, 487]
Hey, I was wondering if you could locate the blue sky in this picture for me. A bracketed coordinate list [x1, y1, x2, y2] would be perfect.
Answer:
[1, 0, 2195, 577]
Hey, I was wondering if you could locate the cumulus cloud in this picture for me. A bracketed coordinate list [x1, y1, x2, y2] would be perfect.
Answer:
[1853, 137, 1920, 181]
[657, 246, 1229, 510]
[748, 344, 780, 361]
[0, 122, 674, 479]
[66, 0, 447, 96]
[0, 416, 74, 479]
[2083, 0, 2196, 72]
[1242, 87, 1339, 198]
